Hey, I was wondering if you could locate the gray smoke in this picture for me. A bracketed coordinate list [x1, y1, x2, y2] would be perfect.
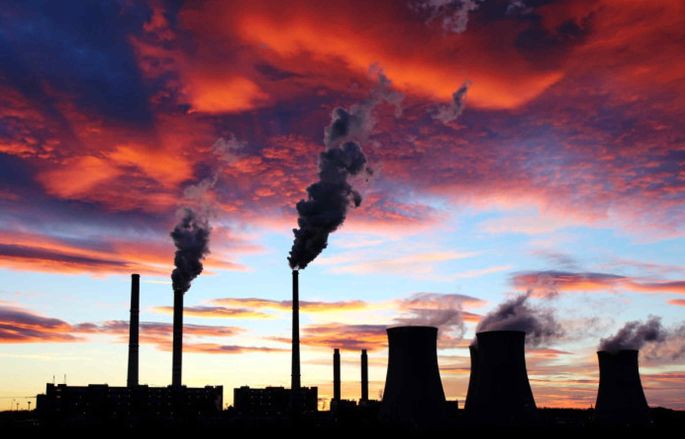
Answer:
[412, 0, 484, 34]
[476, 291, 563, 346]
[433, 80, 471, 124]
[170, 134, 245, 293]
[170, 208, 210, 294]
[599, 315, 669, 352]
[288, 70, 402, 270]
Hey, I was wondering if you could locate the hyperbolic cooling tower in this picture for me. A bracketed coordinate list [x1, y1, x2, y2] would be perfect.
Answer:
[465, 330, 537, 424]
[594, 350, 650, 425]
[380, 326, 446, 426]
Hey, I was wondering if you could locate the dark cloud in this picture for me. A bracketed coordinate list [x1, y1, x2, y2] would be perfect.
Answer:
[0, 305, 76, 343]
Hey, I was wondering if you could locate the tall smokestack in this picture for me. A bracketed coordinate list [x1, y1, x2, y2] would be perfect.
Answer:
[465, 331, 537, 424]
[380, 326, 446, 427]
[291, 270, 300, 392]
[172, 291, 183, 387]
[361, 349, 368, 402]
[594, 350, 649, 425]
[333, 348, 341, 401]
[127, 273, 140, 387]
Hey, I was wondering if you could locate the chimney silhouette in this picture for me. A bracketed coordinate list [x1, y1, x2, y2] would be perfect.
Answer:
[172, 290, 183, 387]
[465, 330, 537, 424]
[333, 348, 341, 401]
[127, 274, 140, 387]
[361, 349, 369, 402]
[380, 326, 446, 426]
[291, 270, 301, 392]
[594, 350, 649, 425]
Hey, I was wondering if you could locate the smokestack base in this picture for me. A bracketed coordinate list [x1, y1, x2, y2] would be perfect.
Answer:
[594, 349, 650, 425]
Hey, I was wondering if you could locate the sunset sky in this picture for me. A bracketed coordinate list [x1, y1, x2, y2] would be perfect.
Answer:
[1, 0, 684, 411]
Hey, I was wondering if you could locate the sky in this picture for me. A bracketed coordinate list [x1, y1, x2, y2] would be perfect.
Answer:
[1, 0, 684, 411]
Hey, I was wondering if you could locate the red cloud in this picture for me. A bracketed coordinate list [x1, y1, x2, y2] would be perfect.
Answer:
[512, 270, 685, 295]
[0, 305, 79, 343]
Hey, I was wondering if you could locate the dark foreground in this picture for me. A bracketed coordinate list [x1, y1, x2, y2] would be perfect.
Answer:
[1, 407, 683, 436]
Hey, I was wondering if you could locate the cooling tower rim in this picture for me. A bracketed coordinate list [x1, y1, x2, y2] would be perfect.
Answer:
[475, 329, 526, 336]
[386, 325, 438, 333]
[597, 349, 639, 355]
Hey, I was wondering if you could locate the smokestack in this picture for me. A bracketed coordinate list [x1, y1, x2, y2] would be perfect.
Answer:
[127, 274, 140, 387]
[361, 349, 368, 402]
[380, 326, 446, 427]
[333, 348, 341, 401]
[594, 350, 649, 425]
[291, 270, 301, 391]
[465, 331, 537, 424]
[172, 290, 183, 387]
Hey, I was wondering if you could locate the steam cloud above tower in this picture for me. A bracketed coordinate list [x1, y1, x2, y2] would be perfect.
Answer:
[476, 292, 563, 346]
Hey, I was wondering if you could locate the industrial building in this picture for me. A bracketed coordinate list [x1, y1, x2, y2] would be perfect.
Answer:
[233, 386, 318, 416]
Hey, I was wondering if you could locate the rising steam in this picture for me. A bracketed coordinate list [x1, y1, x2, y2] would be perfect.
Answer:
[599, 315, 669, 352]
[476, 291, 563, 346]
[288, 69, 403, 270]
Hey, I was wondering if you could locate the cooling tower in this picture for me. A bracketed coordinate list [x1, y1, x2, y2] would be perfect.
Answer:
[594, 350, 650, 425]
[172, 290, 183, 387]
[380, 326, 446, 427]
[465, 330, 537, 424]
[333, 348, 341, 401]
[127, 274, 140, 387]
[361, 349, 369, 402]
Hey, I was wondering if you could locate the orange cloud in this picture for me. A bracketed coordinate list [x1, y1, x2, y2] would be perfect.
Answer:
[513, 271, 685, 296]
[153, 305, 273, 319]
[0, 305, 78, 343]
[211, 297, 367, 313]
[668, 299, 685, 307]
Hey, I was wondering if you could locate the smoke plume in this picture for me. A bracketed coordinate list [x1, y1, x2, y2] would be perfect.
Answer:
[171, 208, 210, 294]
[170, 134, 245, 293]
[433, 80, 471, 124]
[599, 315, 671, 353]
[288, 69, 402, 270]
[476, 291, 563, 346]
[412, 0, 484, 34]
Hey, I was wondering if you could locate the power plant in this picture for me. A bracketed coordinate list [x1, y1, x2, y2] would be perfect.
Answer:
[594, 349, 650, 425]
[36, 274, 223, 422]
[26, 272, 682, 433]
[465, 330, 537, 424]
[380, 326, 446, 427]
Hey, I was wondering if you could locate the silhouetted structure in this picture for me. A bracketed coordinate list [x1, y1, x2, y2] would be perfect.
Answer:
[333, 348, 341, 402]
[360, 349, 368, 403]
[291, 270, 300, 392]
[594, 350, 650, 425]
[380, 326, 446, 427]
[234, 386, 317, 417]
[37, 383, 222, 420]
[172, 290, 183, 387]
[127, 273, 140, 388]
[465, 330, 537, 424]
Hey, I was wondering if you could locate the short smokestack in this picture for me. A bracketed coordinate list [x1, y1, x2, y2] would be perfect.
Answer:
[465, 330, 536, 424]
[172, 290, 183, 387]
[291, 270, 301, 392]
[594, 350, 649, 425]
[333, 348, 341, 401]
[361, 349, 368, 402]
[380, 326, 446, 427]
[127, 274, 140, 387]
